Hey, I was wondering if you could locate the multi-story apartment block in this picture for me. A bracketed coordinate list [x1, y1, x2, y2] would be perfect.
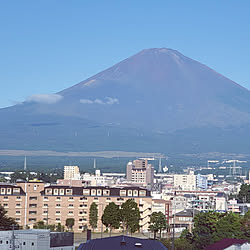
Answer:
[0, 181, 152, 232]
[126, 159, 154, 187]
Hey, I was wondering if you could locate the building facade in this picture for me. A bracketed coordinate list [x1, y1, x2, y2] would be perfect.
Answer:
[173, 174, 197, 191]
[0, 181, 152, 232]
[126, 159, 154, 187]
[64, 166, 80, 180]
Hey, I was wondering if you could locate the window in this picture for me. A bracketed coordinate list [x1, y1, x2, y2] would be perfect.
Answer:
[69, 204, 74, 207]
[56, 204, 61, 207]
[29, 196, 37, 200]
[31, 242, 34, 246]
[53, 189, 58, 195]
[23, 242, 26, 245]
[1, 188, 5, 194]
[56, 197, 61, 200]
[29, 211, 37, 215]
[43, 196, 48, 200]
[3, 203, 8, 207]
[56, 211, 61, 214]
[83, 189, 90, 195]
[3, 196, 8, 200]
[120, 190, 126, 196]
[7, 188, 11, 194]
[139, 190, 146, 196]
[16, 211, 21, 214]
[56, 218, 60, 221]
[91, 189, 96, 196]
[33, 185, 37, 191]
[15, 218, 20, 221]
[44, 204, 48, 207]
[128, 190, 133, 196]
[29, 204, 37, 208]
[133, 190, 138, 196]
[29, 218, 36, 222]
[106, 197, 111, 201]
[16, 203, 21, 207]
[66, 189, 72, 195]
[16, 196, 21, 200]
[60, 189, 64, 195]
[45, 189, 52, 195]
[94, 198, 99, 201]
[97, 189, 102, 196]
[103, 189, 110, 196]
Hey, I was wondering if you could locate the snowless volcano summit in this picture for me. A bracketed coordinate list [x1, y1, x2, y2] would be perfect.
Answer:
[1, 48, 250, 153]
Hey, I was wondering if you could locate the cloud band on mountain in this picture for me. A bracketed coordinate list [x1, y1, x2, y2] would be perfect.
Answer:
[26, 94, 63, 104]
[80, 97, 119, 105]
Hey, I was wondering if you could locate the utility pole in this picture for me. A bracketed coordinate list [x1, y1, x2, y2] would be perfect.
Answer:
[11, 225, 15, 250]
[172, 193, 176, 250]
[100, 203, 103, 239]
[46, 207, 49, 229]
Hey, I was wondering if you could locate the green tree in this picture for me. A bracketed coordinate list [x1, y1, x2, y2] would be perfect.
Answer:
[120, 199, 140, 235]
[180, 228, 193, 244]
[241, 210, 250, 239]
[66, 218, 75, 231]
[238, 184, 250, 203]
[89, 202, 98, 231]
[148, 212, 168, 239]
[192, 211, 222, 249]
[101, 202, 120, 236]
[56, 223, 64, 232]
[0, 205, 19, 230]
[33, 220, 46, 229]
[213, 212, 243, 242]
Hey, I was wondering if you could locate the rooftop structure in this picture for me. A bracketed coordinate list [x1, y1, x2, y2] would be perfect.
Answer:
[78, 235, 167, 250]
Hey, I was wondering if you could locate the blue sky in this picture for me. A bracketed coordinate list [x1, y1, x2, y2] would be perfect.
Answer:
[1, 1, 250, 108]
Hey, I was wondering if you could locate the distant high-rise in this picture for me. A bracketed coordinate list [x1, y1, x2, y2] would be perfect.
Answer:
[64, 166, 80, 180]
[158, 158, 162, 173]
[126, 159, 154, 186]
[24, 156, 27, 171]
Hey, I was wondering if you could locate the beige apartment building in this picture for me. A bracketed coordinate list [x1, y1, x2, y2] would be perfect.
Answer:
[0, 181, 152, 232]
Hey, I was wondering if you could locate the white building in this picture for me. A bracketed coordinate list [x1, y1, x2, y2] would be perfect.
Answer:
[0, 230, 74, 250]
[82, 169, 114, 186]
[64, 166, 80, 180]
[215, 193, 227, 211]
[173, 174, 196, 191]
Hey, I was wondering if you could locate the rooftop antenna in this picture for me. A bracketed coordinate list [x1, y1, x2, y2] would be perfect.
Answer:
[24, 156, 27, 171]
[158, 157, 162, 173]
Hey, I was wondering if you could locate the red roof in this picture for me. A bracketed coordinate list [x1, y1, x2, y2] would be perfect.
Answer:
[205, 238, 249, 250]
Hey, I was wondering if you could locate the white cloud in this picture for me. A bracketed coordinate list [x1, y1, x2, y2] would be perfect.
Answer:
[106, 97, 119, 105]
[27, 94, 63, 104]
[94, 99, 105, 105]
[80, 97, 119, 105]
[80, 99, 94, 104]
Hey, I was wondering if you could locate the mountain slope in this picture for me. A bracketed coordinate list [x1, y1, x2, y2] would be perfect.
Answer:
[1, 48, 250, 153]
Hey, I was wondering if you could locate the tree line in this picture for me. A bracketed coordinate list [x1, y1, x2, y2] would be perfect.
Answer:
[89, 199, 168, 237]
[161, 210, 250, 250]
